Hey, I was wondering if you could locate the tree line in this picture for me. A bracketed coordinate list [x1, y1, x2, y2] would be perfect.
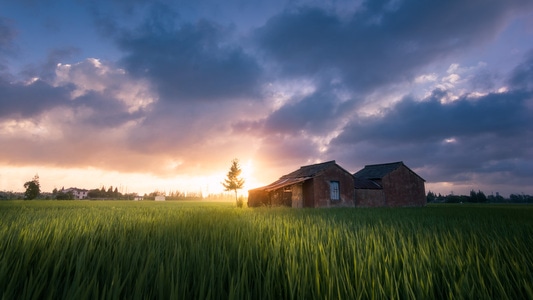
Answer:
[0, 174, 207, 200]
[141, 190, 203, 201]
[9, 168, 531, 204]
[427, 190, 533, 204]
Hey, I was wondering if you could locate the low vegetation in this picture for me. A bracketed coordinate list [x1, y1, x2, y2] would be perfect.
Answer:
[0, 201, 532, 299]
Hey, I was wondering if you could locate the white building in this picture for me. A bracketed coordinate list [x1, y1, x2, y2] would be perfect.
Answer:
[155, 195, 166, 201]
[63, 187, 89, 199]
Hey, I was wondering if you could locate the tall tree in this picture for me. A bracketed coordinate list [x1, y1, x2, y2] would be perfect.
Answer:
[23, 174, 41, 200]
[222, 159, 245, 206]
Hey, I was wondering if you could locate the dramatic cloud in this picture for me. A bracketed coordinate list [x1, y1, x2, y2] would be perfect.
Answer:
[0, 78, 71, 118]
[255, 1, 532, 92]
[336, 89, 530, 145]
[0, 54, 264, 181]
[328, 51, 533, 193]
[0, 59, 148, 170]
[263, 86, 349, 136]
[1, 0, 532, 195]
[508, 50, 533, 91]
[0, 17, 16, 51]
[115, 13, 263, 102]
[0, 17, 17, 72]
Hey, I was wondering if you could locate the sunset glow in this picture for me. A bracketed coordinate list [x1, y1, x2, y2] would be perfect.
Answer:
[1, 1, 533, 197]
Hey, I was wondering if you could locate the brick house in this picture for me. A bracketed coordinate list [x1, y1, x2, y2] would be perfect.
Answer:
[248, 161, 355, 208]
[353, 161, 426, 207]
[248, 160, 426, 208]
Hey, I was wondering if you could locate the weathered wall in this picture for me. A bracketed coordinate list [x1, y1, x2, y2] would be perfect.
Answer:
[291, 184, 303, 208]
[269, 188, 292, 206]
[248, 182, 307, 207]
[247, 189, 269, 207]
[382, 166, 426, 207]
[355, 189, 385, 207]
[312, 167, 355, 207]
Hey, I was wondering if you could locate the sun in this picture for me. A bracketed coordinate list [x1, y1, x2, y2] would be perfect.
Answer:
[198, 159, 260, 197]
[238, 159, 266, 192]
[240, 159, 254, 189]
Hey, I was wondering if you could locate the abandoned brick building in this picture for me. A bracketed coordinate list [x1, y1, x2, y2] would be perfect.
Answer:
[247, 161, 355, 208]
[247, 161, 426, 208]
[353, 161, 426, 207]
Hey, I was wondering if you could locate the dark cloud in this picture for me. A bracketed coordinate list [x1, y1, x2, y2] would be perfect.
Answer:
[335, 89, 530, 145]
[0, 55, 146, 124]
[327, 53, 533, 189]
[0, 77, 143, 134]
[255, 8, 342, 76]
[19, 47, 81, 81]
[0, 78, 71, 118]
[263, 88, 347, 135]
[116, 15, 263, 102]
[0, 16, 18, 72]
[0, 17, 17, 54]
[468, 69, 500, 91]
[0, 76, 151, 174]
[255, 1, 532, 92]
[508, 50, 533, 91]
[231, 83, 356, 146]
[72, 91, 144, 127]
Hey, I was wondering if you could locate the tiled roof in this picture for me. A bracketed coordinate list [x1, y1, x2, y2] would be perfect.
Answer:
[250, 160, 340, 192]
[353, 161, 404, 179]
[280, 160, 338, 179]
[354, 161, 425, 182]
[252, 177, 311, 192]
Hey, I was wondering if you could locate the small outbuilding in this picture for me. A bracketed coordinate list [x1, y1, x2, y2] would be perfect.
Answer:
[248, 161, 355, 208]
[353, 161, 426, 207]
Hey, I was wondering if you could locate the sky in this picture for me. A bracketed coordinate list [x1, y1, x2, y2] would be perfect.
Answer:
[1, 0, 532, 197]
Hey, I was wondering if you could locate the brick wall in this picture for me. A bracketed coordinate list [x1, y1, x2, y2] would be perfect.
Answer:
[382, 165, 426, 207]
[313, 166, 355, 207]
[355, 189, 385, 207]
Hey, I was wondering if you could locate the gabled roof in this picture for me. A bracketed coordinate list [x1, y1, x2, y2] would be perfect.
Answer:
[354, 161, 404, 179]
[280, 160, 338, 179]
[353, 161, 425, 182]
[251, 160, 349, 192]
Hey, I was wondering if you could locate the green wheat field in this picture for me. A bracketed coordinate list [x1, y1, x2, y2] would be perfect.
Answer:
[1, 201, 532, 299]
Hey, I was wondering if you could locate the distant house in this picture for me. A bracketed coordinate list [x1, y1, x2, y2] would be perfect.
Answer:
[134, 196, 144, 201]
[155, 195, 166, 201]
[353, 161, 426, 207]
[63, 187, 89, 199]
[248, 160, 426, 208]
[248, 161, 355, 208]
